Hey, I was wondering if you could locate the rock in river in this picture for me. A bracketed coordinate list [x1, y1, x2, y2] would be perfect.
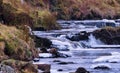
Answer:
[75, 67, 90, 73]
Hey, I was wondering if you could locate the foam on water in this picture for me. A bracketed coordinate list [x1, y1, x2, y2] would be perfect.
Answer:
[93, 52, 120, 63]
[88, 34, 104, 46]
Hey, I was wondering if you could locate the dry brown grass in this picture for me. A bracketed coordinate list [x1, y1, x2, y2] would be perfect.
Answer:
[50, 0, 120, 19]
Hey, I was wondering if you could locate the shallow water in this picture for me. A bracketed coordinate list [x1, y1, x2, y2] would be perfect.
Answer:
[39, 49, 120, 73]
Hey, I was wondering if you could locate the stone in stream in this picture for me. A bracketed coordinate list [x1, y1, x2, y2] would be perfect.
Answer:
[53, 60, 61, 62]
[49, 48, 70, 58]
[58, 61, 74, 65]
[66, 31, 89, 41]
[91, 64, 111, 70]
[57, 69, 63, 71]
[75, 67, 90, 73]
[93, 27, 120, 44]
[37, 64, 51, 73]
[33, 58, 40, 62]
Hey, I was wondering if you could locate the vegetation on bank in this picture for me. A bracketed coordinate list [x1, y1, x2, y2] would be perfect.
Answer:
[0, 0, 60, 30]
[50, 0, 120, 20]
[0, 23, 38, 72]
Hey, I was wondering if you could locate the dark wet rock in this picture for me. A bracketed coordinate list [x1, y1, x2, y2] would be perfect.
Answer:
[0, 41, 8, 62]
[49, 48, 70, 58]
[34, 36, 52, 48]
[93, 27, 120, 44]
[53, 60, 61, 62]
[58, 61, 74, 65]
[37, 64, 51, 73]
[33, 58, 40, 62]
[58, 69, 63, 71]
[40, 48, 48, 53]
[94, 66, 110, 70]
[75, 67, 90, 73]
[66, 31, 89, 41]
[33, 27, 46, 31]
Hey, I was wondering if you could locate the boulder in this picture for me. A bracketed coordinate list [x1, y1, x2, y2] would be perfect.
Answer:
[34, 36, 52, 48]
[58, 61, 74, 65]
[91, 64, 111, 70]
[49, 48, 70, 58]
[93, 27, 120, 44]
[37, 64, 51, 73]
[66, 31, 89, 41]
[75, 67, 89, 73]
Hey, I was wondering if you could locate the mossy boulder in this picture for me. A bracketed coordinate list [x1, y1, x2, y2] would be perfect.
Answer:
[0, 24, 38, 61]
[93, 27, 120, 44]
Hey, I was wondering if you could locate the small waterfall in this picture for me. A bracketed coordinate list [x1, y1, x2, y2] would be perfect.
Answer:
[82, 34, 104, 47]
[88, 34, 104, 46]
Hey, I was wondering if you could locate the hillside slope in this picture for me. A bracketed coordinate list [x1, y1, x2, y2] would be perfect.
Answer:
[0, 0, 60, 30]
[49, 0, 120, 20]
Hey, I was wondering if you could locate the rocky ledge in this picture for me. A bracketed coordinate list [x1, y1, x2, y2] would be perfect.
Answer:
[93, 27, 120, 44]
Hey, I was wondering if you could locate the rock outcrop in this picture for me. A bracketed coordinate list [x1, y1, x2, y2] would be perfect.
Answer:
[66, 31, 89, 41]
[75, 67, 90, 73]
[93, 27, 120, 44]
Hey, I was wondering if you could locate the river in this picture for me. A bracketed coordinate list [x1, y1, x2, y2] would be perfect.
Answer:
[33, 20, 120, 73]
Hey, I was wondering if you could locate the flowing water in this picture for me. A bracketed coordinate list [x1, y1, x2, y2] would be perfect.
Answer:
[33, 20, 120, 73]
